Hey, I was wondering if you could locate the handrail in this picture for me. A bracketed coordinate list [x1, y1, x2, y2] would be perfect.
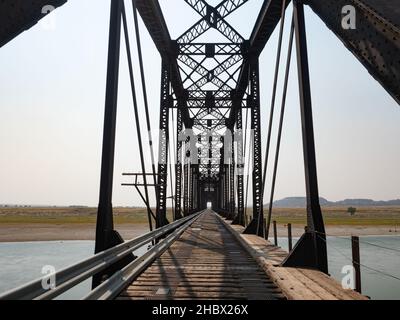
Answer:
[0, 211, 204, 300]
[84, 213, 203, 300]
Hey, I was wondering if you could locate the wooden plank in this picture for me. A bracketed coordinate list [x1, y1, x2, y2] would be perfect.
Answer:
[298, 268, 368, 300]
[285, 268, 338, 300]
[116, 210, 283, 300]
[218, 214, 368, 300]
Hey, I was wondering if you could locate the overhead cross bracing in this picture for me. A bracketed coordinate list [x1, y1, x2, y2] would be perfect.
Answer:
[172, 0, 249, 188]
[129, 0, 399, 275]
[132, 0, 291, 236]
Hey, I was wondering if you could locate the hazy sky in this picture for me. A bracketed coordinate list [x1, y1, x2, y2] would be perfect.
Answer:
[0, 0, 399, 207]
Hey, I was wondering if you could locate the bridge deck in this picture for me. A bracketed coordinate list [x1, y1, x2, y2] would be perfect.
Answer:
[117, 210, 285, 300]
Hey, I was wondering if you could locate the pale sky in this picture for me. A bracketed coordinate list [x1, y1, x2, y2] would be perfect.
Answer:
[0, 0, 399, 207]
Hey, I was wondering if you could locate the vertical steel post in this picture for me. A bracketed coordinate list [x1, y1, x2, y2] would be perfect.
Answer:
[93, 0, 138, 289]
[174, 108, 183, 220]
[197, 169, 202, 211]
[295, 0, 327, 273]
[193, 166, 197, 211]
[352, 236, 362, 293]
[232, 107, 245, 226]
[282, 0, 328, 274]
[190, 165, 198, 212]
[183, 137, 189, 216]
[288, 223, 293, 251]
[229, 132, 235, 219]
[189, 165, 194, 213]
[243, 60, 264, 237]
[273, 220, 278, 246]
[224, 162, 229, 216]
[219, 147, 225, 213]
[155, 60, 171, 228]
[222, 134, 231, 217]
[95, 0, 123, 256]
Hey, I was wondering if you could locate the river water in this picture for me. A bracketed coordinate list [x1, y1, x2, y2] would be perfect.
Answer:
[0, 236, 399, 300]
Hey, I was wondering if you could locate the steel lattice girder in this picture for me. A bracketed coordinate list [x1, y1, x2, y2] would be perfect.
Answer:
[174, 109, 184, 220]
[0, 0, 67, 48]
[307, 0, 400, 104]
[179, 0, 247, 43]
[134, 0, 193, 128]
[178, 54, 241, 92]
[234, 108, 245, 225]
[243, 61, 264, 237]
[179, 43, 243, 55]
[155, 61, 172, 228]
[174, 0, 249, 182]
[3, 1, 397, 103]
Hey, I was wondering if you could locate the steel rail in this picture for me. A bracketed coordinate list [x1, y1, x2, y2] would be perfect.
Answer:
[84, 211, 203, 300]
[0, 212, 203, 300]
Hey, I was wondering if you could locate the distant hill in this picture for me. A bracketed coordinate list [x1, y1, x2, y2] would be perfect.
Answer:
[269, 197, 400, 208]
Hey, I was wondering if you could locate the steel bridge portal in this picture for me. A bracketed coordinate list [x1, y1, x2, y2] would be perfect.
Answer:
[0, 0, 399, 303]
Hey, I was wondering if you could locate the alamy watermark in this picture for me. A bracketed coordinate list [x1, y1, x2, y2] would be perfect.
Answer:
[39, 5, 57, 31]
[41, 265, 56, 290]
[341, 264, 356, 290]
[342, 5, 356, 30]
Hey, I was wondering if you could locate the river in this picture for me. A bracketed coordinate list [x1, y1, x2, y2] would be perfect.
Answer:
[0, 236, 399, 300]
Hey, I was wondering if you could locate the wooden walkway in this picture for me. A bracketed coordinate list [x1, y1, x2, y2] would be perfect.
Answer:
[226, 221, 368, 300]
[117, 210, 285, 300]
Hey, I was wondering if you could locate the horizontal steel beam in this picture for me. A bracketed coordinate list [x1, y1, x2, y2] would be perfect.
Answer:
[179, 43, 243, 55]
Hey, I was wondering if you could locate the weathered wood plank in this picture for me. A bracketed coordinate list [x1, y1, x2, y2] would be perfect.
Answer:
[220, 215, 368, 300]
[116, 210, 283, 300]
[116, 210, 367, 300]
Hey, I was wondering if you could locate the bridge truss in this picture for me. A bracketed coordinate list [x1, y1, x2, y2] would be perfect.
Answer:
[0, 0, 399, 288]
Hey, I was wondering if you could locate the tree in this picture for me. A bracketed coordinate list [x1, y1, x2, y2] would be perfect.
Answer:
[347, 207, 357, 216]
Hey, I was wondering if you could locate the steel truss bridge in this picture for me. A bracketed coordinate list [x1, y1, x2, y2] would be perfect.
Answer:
[0, 0, 398, 300]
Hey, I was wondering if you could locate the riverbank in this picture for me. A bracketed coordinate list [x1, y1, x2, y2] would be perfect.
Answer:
[0, 223, 149, 242]
[0, 223, 398, 242]
[0, 206, 399, 242]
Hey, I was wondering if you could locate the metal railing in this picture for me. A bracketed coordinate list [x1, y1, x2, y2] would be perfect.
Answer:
[0, 211, 204, 300]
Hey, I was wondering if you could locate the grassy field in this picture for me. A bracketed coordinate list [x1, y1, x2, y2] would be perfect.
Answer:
[263, 207, 400, 226]
[0, 207, 172, 225]
[0, 206, 399, 226]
